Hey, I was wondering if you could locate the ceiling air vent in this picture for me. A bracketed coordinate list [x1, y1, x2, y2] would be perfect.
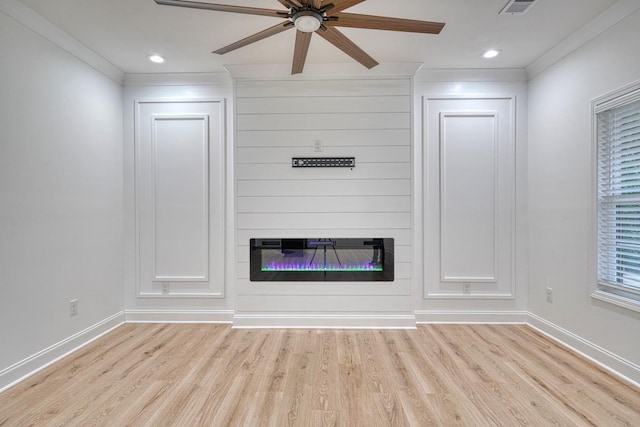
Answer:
[500, 0, 537, 15]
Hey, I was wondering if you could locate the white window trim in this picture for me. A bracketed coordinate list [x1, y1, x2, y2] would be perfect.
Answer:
[591, 79, 640, 313]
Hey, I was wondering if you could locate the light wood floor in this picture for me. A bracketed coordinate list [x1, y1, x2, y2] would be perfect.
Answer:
[1, 324, 638, 426]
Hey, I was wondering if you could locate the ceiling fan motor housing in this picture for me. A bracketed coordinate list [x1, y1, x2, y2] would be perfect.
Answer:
[292, 10, 323, 32]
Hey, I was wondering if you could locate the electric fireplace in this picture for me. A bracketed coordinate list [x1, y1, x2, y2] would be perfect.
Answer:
[250, 238, 394, 281]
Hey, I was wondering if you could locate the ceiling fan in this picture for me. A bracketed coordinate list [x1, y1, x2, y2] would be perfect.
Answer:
[154, 0, 445, 74]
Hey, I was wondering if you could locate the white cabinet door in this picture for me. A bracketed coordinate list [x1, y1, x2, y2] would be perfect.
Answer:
[136, 100, 224, 297]
[424, 96, 515, 299]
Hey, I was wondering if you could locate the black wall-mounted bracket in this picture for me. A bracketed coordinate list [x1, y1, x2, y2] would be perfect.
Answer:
[292, 157, 355, 168]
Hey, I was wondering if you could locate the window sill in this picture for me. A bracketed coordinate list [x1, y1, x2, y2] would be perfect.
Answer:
[591, 289, 640, 313]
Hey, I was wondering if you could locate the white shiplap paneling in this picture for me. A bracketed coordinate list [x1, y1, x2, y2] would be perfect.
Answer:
[237, 228, 413, 247]
[235, 79, 411, 98]
[236, 96, 410, 114]
[236, 78, 412, 304]
[236, 163, 410, 180]
[237, 112, 410, 131]
[237, 146, 410, 163]
[237, 195, 411, 213]
[237, 129, 410, 147]
[237, 213, 411, 230]
[237, 179, 411, 197]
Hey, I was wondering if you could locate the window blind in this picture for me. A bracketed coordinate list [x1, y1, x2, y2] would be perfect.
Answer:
[597, 96, 640, 298]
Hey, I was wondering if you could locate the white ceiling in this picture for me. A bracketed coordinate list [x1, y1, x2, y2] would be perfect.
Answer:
[19, 0, 619, 74]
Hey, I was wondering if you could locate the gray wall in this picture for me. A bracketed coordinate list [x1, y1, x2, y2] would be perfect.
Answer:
[0, 10, 123, 373]
[528, 9, 640, 367]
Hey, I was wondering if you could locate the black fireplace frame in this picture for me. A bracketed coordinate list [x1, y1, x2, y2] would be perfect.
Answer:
[250, 238, 394, 282]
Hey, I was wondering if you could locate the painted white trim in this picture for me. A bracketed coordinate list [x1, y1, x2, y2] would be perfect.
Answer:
[415, 310, 528, 324]
[0, 0, 124, 84]
[589, 80, 640, 314]
[134, 98, 227, 299]
[526, 0, 640, 79]
[137, 292, 224, 298]
[423, 293, 515, 300]
[591, 289, 640, 313]
[439, 111, 499, 283]
[3, 311, 638, 394]
[232, 313, 417, 329]
[124, 310, 234, 323]
[527, 312, 640, 387]
[422, 95, 517, 300]
[124, 72, 232, 87]
[416, 68, 527, 82]
[151, 114, 210, 283]
[0, 312, 125, 393]
[224, 63, 423, 80]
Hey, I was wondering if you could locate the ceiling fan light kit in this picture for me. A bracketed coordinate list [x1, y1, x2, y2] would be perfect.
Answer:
[154, 0, 445, 74]
[293, 11, 323, 33]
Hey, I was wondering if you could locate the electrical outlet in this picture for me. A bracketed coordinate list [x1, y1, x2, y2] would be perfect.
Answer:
[546, 287, 553, 303]
[161, 282, 170, 295]
[313, 139, 322, 152]
[463, 282, 471, 294]
[70, 299, 78, 317]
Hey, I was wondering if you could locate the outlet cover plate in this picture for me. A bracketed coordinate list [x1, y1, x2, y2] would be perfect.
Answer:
[70, 299, 78, 317]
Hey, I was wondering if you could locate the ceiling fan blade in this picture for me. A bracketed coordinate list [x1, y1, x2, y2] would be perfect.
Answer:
[154, 0, 286, 18]
[327, 0, 366, 14]
[313, 0, 323, 8]
[276, 0, 303, 8]
[292, 31, 313, 74]
[326, 13, 445, 34]
[316, 26, 378, 69]
[213, 22, 293, 55]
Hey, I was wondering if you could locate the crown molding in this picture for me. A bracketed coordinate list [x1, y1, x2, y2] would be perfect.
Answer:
[224, 62, 424, 80]
[415, 68, 527, 82]
[0, 0, 124, 85]
[526, 0, 640, 79]
[123, 72, 232, 87]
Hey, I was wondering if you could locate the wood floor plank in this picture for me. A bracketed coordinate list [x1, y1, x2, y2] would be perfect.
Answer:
[311, 331, 339, 412]
[1, 324, 638, 426]
[455, 327, 572, 425]
[275, 352, 313, 426]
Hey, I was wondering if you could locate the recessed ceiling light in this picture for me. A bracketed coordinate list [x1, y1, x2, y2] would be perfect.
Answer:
[148, 54, 166, 64]
[483, 49, 501, 59]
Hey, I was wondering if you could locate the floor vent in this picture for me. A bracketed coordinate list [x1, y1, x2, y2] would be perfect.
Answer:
[500, 0, 537, 15]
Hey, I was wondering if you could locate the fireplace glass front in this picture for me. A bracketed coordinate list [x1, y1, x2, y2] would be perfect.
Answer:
[250, 238, 394, 282]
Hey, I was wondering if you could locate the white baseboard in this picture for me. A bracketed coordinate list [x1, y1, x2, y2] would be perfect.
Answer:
[124, 309, 234, 323]
[232, 313, 417, 329]
[415, 310, 528, 324]
[3, 309, 636, 393]
[0, 311, 125, 393]
[527, 313, 640, 387]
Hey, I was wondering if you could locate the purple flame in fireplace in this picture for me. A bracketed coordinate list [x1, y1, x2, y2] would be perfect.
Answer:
[262, 261, 383, 272]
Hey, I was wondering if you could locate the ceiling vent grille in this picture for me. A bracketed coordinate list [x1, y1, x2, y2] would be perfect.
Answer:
[500, 0, 537, 15]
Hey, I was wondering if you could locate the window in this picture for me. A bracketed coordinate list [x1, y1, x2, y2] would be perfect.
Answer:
[595, 82, 640, 311]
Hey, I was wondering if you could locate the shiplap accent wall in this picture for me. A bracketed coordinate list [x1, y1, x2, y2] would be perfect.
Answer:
[235, 78, 413, 315]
